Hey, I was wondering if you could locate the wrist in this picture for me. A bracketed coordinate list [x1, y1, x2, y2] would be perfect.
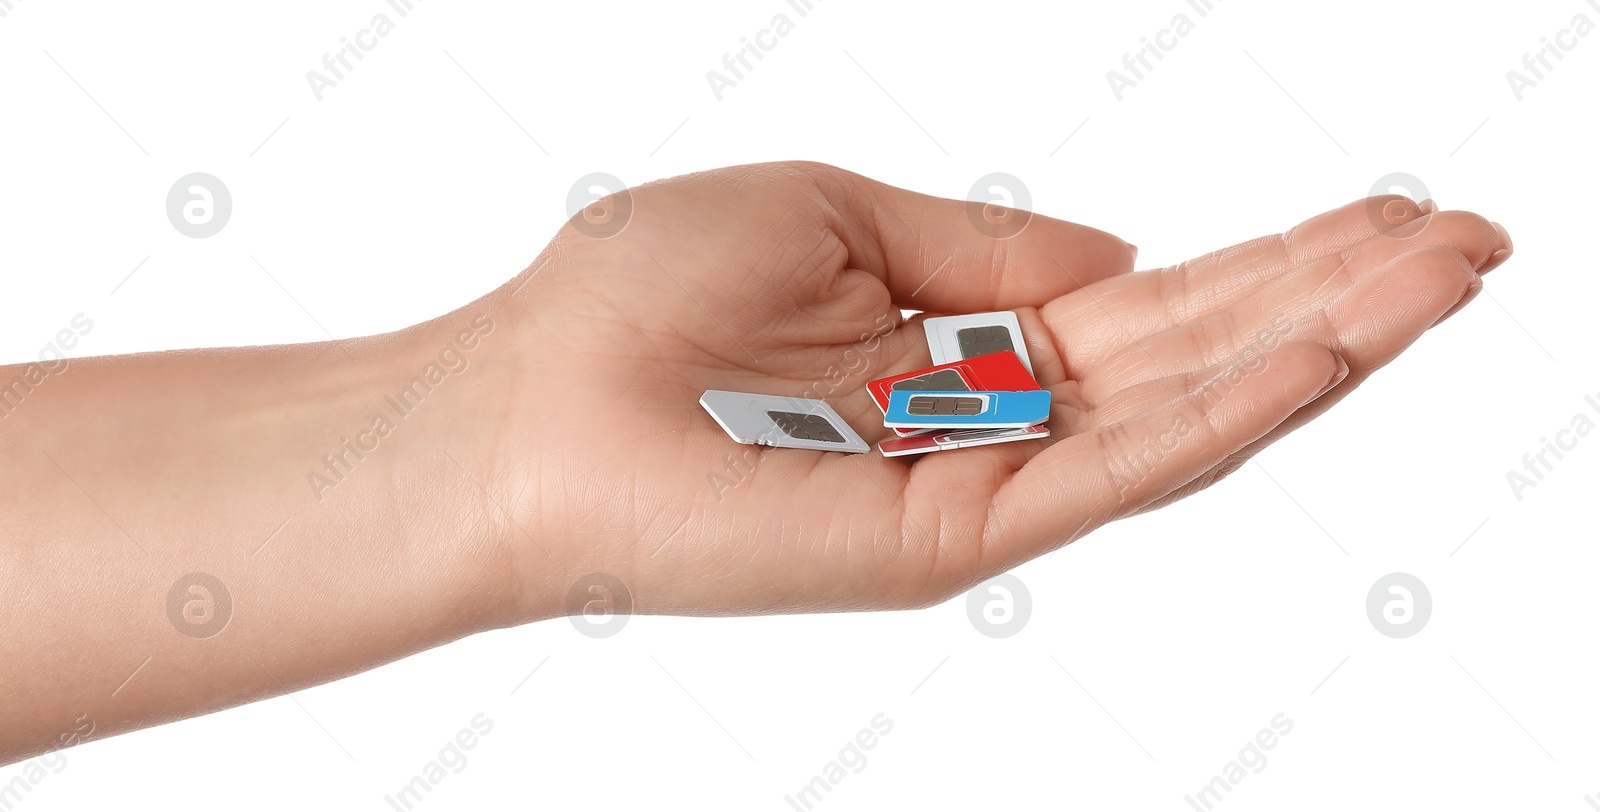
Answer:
[395, 293, 579, 630]
[358, 309, 528, 633]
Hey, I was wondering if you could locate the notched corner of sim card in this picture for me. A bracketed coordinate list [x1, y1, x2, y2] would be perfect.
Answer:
[699, 389, 869, 454]
[923, 311, 1033, 375]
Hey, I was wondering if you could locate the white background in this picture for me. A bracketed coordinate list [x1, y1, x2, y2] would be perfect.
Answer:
[2, 0, 1596, 809]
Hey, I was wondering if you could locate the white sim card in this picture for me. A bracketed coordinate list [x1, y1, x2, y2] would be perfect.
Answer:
[699, 390, 869, 454]
[878, 424, 1050, 457]
[922, 311, 1033, 375]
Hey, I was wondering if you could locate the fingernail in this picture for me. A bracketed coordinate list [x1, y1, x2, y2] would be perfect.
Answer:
[1432, 273, 1484, 327]
[1314, 354, 1350, 399]
[1491, 221, 1513, 252]
[1419, 199, 1438, 215]
[1479, 248, 1513, 275]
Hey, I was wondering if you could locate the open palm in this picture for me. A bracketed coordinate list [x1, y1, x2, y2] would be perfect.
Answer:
[501, 162, 1508, 619]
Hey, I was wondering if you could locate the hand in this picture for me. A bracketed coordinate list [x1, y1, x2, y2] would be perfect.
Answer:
[489, 162, 1511, 619]
[0, 161, 1511, 765]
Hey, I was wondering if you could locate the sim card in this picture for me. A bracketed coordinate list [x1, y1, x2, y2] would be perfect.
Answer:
[883, 389, 1052, 430]
[699, 390, 869, 454]
[867, 350, 1039, 438]
[923, 312, 1034, 375]
[879, 425, 1051, 458]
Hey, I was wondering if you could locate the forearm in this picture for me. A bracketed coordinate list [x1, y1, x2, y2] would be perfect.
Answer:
[0, 306, 531, 765]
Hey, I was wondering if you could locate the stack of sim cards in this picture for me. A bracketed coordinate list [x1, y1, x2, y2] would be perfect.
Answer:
[698, 311, 1049, 457]
[869, 311, 1050, 457]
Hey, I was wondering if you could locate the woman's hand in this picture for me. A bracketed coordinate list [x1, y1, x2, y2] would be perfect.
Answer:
[0, 161, 1509, 766]
[485, 162, 1509, 620]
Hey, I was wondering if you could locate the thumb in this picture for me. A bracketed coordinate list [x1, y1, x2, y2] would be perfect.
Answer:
[806, 163, 1138, 312]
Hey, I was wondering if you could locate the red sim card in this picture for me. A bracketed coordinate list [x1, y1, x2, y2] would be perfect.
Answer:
[867, 351, 1041, 438]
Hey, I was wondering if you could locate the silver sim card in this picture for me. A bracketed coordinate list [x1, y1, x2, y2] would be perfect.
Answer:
[922, 311, 1034, 375]
[699, 390, 869, 454]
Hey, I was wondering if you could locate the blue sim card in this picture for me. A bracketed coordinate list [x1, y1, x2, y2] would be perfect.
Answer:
[883, 389, 1051, 430]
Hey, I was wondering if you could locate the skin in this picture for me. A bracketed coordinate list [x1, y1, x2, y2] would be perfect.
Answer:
[0, 162, 1512, 766]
